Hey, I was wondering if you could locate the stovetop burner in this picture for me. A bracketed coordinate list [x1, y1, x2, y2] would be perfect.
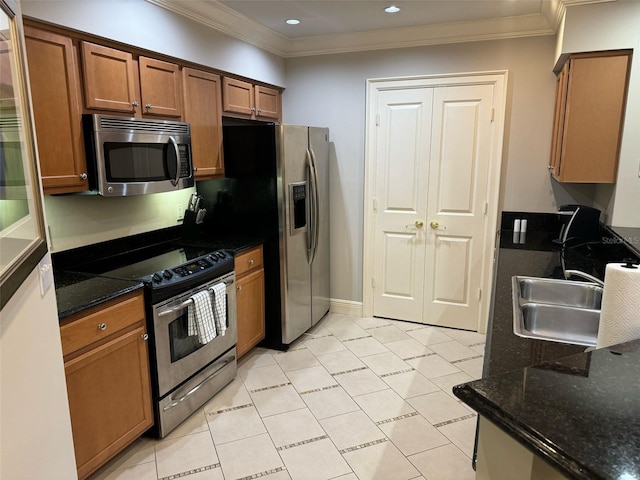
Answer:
[75, 242, 235, 303]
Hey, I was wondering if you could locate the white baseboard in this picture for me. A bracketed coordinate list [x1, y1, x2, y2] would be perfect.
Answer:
[329, 298, 363, 317]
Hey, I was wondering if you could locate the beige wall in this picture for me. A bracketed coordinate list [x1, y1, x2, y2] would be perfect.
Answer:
[283, 35, 593, 303]
[0, 260, 77, 479]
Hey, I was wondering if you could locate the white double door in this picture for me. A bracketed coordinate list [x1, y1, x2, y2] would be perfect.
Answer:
[371, 81, 496, 331]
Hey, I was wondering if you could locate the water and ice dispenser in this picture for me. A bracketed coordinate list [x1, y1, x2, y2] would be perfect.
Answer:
[289, 182, 307, 235]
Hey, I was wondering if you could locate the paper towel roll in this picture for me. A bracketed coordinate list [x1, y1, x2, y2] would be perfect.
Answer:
[596, 263, 640, 349]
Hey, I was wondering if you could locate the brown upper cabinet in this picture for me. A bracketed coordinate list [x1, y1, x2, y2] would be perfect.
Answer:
[549, 50, 631, 183]
[81, 42, 183, 119]
[182, 68, 224, 179]
[222, 77, 281, 121]
[24, 26, 89, 194]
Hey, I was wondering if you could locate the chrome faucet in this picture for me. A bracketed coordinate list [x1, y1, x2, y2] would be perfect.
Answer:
[564, 270, 605, 287]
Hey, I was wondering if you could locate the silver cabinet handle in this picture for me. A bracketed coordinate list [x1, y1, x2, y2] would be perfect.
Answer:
[141, 333, 149, 341]
[98, 323, 107, 331]
[236, 285, 243, 291]
[79, 173, 88, 180]
[248, 259, 254, 265]
[145, 103, 153, 109]
[257, 108, 262, 114]
[132, 101, 139, 107]
[251, 107, 256, 113]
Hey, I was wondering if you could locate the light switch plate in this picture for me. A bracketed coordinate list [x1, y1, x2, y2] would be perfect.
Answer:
[39, 253, 53, 296]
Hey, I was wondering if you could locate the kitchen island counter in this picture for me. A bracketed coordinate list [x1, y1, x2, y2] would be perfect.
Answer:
[455, 213, 640, 479]
[455, 339, 640, 479]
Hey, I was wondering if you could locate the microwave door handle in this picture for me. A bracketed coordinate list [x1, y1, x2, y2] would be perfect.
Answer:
[168, 136, 180, 187]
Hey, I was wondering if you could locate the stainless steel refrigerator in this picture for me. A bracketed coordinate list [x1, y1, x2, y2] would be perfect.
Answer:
[218, 123, 330, 347]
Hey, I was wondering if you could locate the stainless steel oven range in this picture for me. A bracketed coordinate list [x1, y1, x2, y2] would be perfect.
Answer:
[104, 247, 237, 437]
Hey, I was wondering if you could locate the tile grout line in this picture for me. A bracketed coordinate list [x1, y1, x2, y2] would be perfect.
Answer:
[206, 403, 254, 416]
[248, 382, 292, 393]
[331, 366, 368, 376]
[339, 437, 389, 454]
[276, 435, 329, 451]
[157, 463, 221, 480]
[375, 411, 420, 425]
[298, 384, 341, 396]
[433, 412, 477, 428]
[341, 335, 372, 342]
[236, 465, 288, 480]
[403, 352, 437, 361]
[450, 354, 483, 364]
[379, 368, 415, 378]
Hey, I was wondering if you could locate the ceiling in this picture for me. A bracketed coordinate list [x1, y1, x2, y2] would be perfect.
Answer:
[146, 0, 610, 57]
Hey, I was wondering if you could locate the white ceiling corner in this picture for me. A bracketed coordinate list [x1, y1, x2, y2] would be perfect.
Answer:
[146, 0, 615, 58]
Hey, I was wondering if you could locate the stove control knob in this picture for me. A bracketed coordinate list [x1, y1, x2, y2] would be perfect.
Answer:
[152, 273, 162, 283]
[210, 255, 218, 263]
[163, 270, 173, 279]
[216, 252, 225, 259]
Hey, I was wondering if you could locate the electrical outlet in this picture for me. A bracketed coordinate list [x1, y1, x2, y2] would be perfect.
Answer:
[177, 204, 184, 222]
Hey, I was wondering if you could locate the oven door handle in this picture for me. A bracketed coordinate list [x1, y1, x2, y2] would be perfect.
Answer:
[157, 279, 234, 317]
[162, 355, 236, 412]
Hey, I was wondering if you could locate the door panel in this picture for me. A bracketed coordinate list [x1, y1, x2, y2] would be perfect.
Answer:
[424, 84, 494, 330]
[309, 127, 330, 325]
[373, 88, 433, 322]
[280, 125, 312, 343]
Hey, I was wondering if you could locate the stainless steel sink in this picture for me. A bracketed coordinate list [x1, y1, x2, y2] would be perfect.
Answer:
[517, 277, 602, 309]
[512, 276, 601, 347]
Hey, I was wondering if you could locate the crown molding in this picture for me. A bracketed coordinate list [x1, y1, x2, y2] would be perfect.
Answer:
[146, 0, 616, 58]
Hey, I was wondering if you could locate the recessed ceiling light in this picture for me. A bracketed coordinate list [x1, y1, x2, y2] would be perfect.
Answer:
[286, 19, 301, 25]
[384, 5, 400, 13]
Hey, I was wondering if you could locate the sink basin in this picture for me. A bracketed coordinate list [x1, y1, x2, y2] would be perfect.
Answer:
[512, 276, 601, 347]
[520, 304, 600, 347]
[516, 277, 602, 309]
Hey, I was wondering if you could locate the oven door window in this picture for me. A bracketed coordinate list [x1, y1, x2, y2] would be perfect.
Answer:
[168, 310, 203, 362]
[103, 142, 177, 182]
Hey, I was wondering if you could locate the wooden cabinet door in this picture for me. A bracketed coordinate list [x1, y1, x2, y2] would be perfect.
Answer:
[24, 27, 88, 193]
[255, 85, 281, 120]
[81, 42, 138, 114]
[550, 50, 631, 183]
[236, 268, 266, 358]
[182, 67, 223, 178]
[65, 325, 153, 479]
[549, 62, 569, 178]
[139, 56, 182, 118]
[222, 77, 254, 116]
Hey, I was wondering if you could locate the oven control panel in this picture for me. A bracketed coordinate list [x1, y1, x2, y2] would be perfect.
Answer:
[151, 250, 232, 285]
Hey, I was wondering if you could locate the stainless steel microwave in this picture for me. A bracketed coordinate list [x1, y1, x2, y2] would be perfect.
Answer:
[83, 114, 194, 196]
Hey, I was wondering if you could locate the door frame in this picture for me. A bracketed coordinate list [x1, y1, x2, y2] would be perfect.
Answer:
[362, 71, 508, 333]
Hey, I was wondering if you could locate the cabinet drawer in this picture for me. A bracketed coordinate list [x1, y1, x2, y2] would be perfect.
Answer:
[235, 245, 263, 277]
[60, 292, 145, 357]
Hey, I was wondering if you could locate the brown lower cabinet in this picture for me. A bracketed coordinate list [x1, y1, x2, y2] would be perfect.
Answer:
[59, 291, 153, 480]
[235, 245, 266, 358]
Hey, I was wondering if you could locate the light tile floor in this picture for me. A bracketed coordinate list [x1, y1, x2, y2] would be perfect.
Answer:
[90, 313, 485, 480]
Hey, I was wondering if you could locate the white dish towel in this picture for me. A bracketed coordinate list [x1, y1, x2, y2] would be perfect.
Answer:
[210, 283, 227, 337]
[187, 290, 217, 344]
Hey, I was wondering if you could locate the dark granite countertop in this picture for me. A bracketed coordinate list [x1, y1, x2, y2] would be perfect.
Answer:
[52, 227, 264, 321]
[455, 340, 640, 479]
[54, 271, 143, 320]
[455, 212, 640, 479]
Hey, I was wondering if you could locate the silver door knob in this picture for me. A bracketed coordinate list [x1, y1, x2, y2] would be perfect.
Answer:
[145, 103, 153, 109]
[132, 101, 139, 107]
[237, 285, 243, 291]
[248, 259, 254, 265]
[415, 220, 424, 228]
[79, 173, 88, 180]
[141, 333, 149, 341]
[430, 221, 439, 229]
[98, 323, 107, 331]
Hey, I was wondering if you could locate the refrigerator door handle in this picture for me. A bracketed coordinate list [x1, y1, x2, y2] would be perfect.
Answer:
[309, 147, 320, 264]
[305, 149, 316, 264]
